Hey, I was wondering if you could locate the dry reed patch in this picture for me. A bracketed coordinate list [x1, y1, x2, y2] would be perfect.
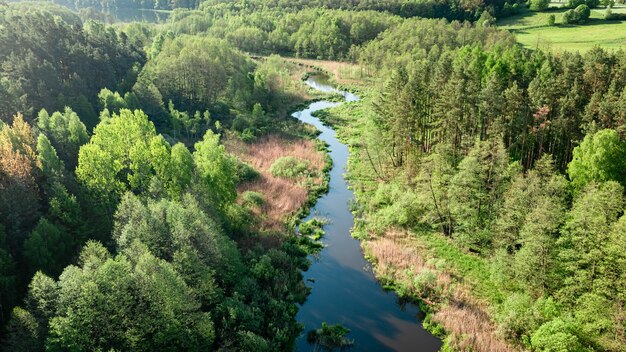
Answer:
[285, 58, 370, 85]
[225, 135, 326, 230]
[365, 229, 516, 352]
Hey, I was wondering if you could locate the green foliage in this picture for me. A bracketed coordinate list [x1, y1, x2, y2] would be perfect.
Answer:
[36, 134, 64, 183]
[113, 193, 244, 290]
[562, 4, 591, 23]
[298, 218, 326, 241]
[306, 322, 354, 352]
[566, 0, 587, 8]
[495, 292, 534, 339]
[557, 181, 624, 303]
[269, 156, 311, 179]
[23, 218, 74, 278]
[530, 318, 586, 352]
[3, 307, 39, 352]
[193, 130, 237, 210]
[98, 88, 136, 114]
[0, 6, 143, 127]
[233, 160, 260, 184]
[146, 36, 255, 113]
[368, 183, 424, 234]
[530, 0, 550, 11]
[567, 129, 626, 191]
[566, 0, 599, 7]
[449, 138, 510, 251]
[76, 109, 158, 208]
[242, 191, 265, 208]
[44, 241, 215, 352]
[547, 14, 556, 26]
[37, 108, 88, 170]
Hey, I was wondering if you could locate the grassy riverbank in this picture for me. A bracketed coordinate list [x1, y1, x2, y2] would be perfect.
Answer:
[301, 66, 518, 350]
[317, 99, 516, 351]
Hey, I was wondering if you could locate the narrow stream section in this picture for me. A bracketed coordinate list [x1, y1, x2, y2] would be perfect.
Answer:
[294, 75, 443, 351]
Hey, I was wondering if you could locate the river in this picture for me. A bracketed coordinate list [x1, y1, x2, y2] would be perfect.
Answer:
[293, 74, 443, 352]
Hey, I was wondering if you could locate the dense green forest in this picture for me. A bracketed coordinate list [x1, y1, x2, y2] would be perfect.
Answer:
[316, 18, 626, 352]
[0, 2, 319, 350]
[1, 0, 625, 351]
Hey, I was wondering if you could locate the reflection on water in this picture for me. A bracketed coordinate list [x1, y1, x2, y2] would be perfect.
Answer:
[294, 75, 442, 351]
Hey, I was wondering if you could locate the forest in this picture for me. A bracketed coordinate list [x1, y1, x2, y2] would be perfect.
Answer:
[0, 0, 625, 351]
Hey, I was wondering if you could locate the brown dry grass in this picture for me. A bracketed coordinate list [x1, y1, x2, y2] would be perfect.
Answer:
[225, 134, 325, 231]
[285, 58, 371, 85]
[365, 230, 516, 352]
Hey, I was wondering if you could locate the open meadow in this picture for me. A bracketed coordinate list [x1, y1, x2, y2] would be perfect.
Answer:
[498, 4, 626, 52]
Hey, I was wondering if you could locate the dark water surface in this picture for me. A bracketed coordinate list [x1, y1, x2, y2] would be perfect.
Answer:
[294, 76, 443, 352]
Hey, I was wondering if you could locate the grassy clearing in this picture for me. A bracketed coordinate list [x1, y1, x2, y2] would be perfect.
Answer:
[498, 5, 626, 52]
[225, 134, 328, 231]
[283, 57, 374, 85]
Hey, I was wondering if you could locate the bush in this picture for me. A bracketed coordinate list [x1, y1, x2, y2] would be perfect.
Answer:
[242, 191, 265, 207]
[495, 292, 534, 339]
[562, 9, 576, 23]
[562, 5, 590, 23]
[234, 160, 260, 183]
[530, 0, 550, 11]
[412, 269, 439, 297]
[574, 4, 591, 21]
[547, 14, 556, 25]
[299, 218, 325, 240]
[269, 156, 311, 179]
[531, 318, 585, 352]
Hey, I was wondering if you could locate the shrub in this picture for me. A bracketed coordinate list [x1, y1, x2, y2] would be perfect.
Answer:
[370, 188, 424, 233]
[412, 269, 439, 297]
[269, 156, 311, 179]
[562, 9, 576, 23]
[242, 191, 265, 207]
[234, 160, 260, 183]
[531, 318, 585, 352]
[530, 0, 550, 11]
[574, 4, 591, 22]
[299, 218, 325, 240]
[547, 14, 556, 25]
[307, 323, 354, 351]
[495, 292, 534, 339]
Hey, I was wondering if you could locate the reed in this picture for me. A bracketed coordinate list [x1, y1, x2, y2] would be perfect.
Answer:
[226, 134, 325, 230]
[365, 230, 516, 352]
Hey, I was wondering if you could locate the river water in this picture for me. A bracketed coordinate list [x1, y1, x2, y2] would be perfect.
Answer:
[293, 75, 442, 351]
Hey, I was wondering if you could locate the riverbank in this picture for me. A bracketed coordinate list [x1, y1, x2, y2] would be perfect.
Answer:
[292, 75, 442, 351]
[306, 69, 518, 351]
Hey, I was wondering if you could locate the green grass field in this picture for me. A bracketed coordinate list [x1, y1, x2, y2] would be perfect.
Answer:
[498, 4, 626, 52]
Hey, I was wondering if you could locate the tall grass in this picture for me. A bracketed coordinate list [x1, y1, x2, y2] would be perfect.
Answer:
[365, 230, 515, 352]
[226, 135, 326, 230]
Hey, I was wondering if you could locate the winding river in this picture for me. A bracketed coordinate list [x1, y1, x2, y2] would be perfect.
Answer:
[293, 75, 443, 351]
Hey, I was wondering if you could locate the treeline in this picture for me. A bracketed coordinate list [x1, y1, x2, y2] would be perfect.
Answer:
[50, 0, 203, 11]
[42, 0, 525, 20]
[0, 5, 317, 350]
[200, 0, 525, 21]
[157, 8, 402, 60]
[342, 19, 626, 351]
[364, 18, 626, 172]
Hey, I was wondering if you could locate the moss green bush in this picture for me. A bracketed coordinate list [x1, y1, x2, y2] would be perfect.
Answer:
[270, 156, 311, 179]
